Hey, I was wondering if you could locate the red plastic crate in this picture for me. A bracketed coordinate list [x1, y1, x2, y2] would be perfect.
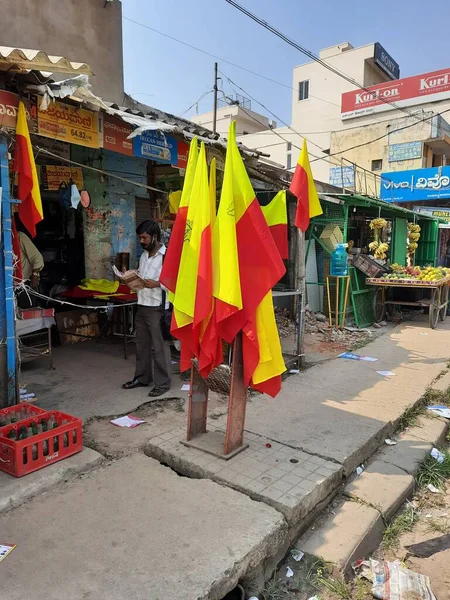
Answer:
[18, 308, 55, 320]
[0, 410, 82, 477]
[0, 402, 47, 426]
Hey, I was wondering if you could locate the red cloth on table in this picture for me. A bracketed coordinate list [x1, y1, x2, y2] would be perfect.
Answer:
[58, 284, 136, 302]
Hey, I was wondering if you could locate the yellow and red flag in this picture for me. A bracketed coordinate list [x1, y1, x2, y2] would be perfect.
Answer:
[13, 101, 43, 238]
[198, 158, 223, 377]
[171, 142, 216, 373]
[160, 138, 198, 299]
[261, 190, 288, 259]
[289, 139, 322, 232]
[212, 121, 286, 397]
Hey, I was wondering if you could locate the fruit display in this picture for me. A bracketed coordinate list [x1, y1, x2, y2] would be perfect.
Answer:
[367, 264, 450, 285]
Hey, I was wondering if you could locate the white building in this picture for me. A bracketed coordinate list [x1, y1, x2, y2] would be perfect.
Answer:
[190, 103, 275, 137]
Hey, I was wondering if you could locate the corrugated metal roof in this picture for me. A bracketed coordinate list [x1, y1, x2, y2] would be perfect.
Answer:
[0, 47, 92, 75]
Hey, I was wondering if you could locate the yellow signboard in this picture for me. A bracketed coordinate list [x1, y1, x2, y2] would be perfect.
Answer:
[41, 165, 84, 190]
[37, 98, 100, 148]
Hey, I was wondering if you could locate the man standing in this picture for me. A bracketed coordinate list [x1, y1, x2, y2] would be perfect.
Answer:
[123, 220, 171, 397]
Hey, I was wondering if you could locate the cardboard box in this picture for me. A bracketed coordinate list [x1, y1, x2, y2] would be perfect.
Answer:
[319, 224, 343, 253]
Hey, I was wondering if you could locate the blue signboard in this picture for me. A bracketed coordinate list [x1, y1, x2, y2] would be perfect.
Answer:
[374, 42, 400, 80]
[380, 167, 450, 202]
[329, 166, 355, 188]
[133, 131, 178, 164]
[388, 141, 422, 163]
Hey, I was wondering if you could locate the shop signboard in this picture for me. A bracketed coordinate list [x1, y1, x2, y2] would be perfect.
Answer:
[133, 131, 178, 164]
[341, 67, 450, 120]
[37, 98, 100, 148]
[413, 206, 450, 222]
[0, 91, 37, 131]
[374, 43, 400, 80]
[30, 135, 70, 161]
[176, 140, 190, 169]
[380, 166, 450, 202]
[102, 114, 133, 156]
[388, 141, 422, 162]
[41, 165, 84, 190]
[329, 166, 355, 188]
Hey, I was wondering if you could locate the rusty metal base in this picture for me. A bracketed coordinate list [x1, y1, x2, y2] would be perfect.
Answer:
[182, 430, 248, 460]
[185, 332, 248, 457]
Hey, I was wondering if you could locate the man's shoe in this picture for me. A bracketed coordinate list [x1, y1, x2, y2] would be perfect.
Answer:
[122, 378, 147, 390]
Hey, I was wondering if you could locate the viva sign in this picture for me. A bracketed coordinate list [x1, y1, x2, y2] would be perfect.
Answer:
[380, 167, 450, 202]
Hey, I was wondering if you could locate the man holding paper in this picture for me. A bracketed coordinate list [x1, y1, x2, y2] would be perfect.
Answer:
[122, 220, 171, 397]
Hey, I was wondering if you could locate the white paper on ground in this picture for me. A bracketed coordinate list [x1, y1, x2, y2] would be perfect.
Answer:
[427, 483, 440, 494]
[291, 549, 304, 562]
[110, 415, 146, 428]
[356, 464, 365, 476]
[286, 566, 294, 578]
[0, 544, 16, 563]
[431, 448, 445, 464]
[289, 369, 300, 374]
[360, 356, 378, 362]
[376, 370, 396, 377]
[385, 438, 397, 446]
[181, 384, 190, 391]
[427, 406, 450, 419]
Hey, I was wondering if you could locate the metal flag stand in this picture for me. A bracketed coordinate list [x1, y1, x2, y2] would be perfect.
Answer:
[183, 332, 249, 459]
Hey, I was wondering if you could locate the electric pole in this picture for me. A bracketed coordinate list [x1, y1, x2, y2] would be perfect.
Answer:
[212, 62, 218, 135]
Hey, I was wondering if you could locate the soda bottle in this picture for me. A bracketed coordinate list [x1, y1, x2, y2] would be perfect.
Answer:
[52, 421, 59, 453]
[31, 422, 39, 461]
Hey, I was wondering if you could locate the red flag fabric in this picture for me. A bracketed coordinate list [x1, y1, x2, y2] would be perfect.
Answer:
[13, 102, 43, 238]
[289, 139, 322, 232]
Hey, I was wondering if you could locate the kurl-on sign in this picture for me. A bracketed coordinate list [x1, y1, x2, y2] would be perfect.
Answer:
[341, 67, 450, 120]
[380, 167, 450, 202]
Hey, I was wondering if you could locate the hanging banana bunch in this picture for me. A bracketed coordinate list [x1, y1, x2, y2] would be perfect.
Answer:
[407, 223, 421, 256]
[369, 218, 389, 260]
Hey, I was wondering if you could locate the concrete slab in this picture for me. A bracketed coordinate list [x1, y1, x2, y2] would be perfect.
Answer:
[229, 320, 450, 475]
[0, 447, 103, 514]
[409, 415, 448, 446]
[298, 500, 384, 576]
[147, 427, 343, 524]
[0, 454, 287, 600]
[431, 370, 450, 392]
[344, 460, 415, 521]
[377, 432, 433, 475]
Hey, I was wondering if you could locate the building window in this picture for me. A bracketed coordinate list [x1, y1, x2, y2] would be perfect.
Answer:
[287, 154, 292, 170]
[371, 159, 383, 171]
[298, 80, 309, 101]
[287, 142, 292, 151]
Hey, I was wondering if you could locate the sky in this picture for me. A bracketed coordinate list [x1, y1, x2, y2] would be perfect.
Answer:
[121, 0, 450, 125]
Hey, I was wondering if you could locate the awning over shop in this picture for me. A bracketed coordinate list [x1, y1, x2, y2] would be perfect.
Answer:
[0, 47, 92, 76]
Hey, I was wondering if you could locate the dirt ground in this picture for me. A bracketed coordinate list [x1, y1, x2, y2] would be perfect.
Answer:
[372, 485, 450, 600]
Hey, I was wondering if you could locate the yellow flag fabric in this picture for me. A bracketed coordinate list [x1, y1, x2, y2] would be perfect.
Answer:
[251, 292, 286, 386]
[261, 190, 287, 226]
[172, 142, 209, 327]
[166, 139, 198, 304]
[212, 122, 243, 312]
[298, 139, 322, 219]
[169, 190, 182, 214]
[180, 140, 198, 209]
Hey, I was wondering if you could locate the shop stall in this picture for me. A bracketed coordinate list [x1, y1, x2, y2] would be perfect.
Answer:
[305, 194, 441, 328]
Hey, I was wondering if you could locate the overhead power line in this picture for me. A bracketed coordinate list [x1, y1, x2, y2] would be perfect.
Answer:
[223, 0, 422, 122]
[122, 15, 341, 109]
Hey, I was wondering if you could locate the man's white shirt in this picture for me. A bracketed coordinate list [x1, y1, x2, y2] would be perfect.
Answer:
[137, 245, 168, 308]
